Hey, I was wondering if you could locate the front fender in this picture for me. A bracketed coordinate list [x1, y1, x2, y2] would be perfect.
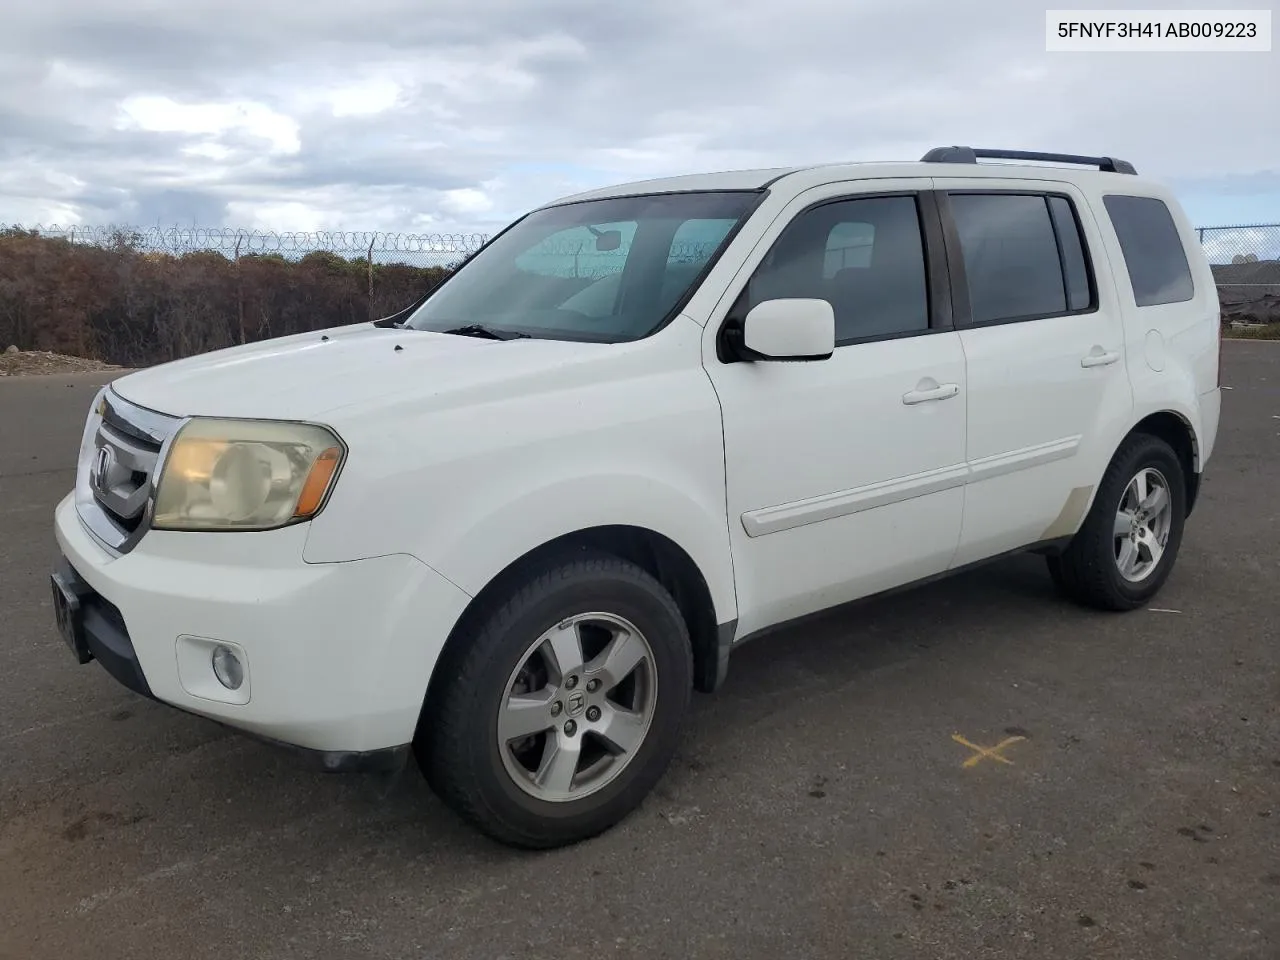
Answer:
[305, 464, 736, 627]
[417, 472, 738, 626]
[301, 319, 736, 628]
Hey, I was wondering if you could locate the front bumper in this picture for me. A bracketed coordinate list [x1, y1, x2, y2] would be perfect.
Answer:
[53, 492, 472, 763]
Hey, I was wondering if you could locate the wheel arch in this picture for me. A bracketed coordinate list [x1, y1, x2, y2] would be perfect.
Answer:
[1130, 410, 1200, 517]
[421, 525, 731, 730]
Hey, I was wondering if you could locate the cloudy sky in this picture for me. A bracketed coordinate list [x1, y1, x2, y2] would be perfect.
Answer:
[2, 0, 1276, 237]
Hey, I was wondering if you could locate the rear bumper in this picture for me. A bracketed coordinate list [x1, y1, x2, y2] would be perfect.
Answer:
[1198, 386, 1222, 469]
[1187, 386, 1222, 517]
[53, 492, 473, 760]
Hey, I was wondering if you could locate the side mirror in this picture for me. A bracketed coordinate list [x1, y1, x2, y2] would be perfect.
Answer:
[589, 228, 622, 252]
[738, 298, 835, 361]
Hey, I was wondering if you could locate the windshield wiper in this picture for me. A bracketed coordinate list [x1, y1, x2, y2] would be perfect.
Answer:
[442, 324, 530, 341]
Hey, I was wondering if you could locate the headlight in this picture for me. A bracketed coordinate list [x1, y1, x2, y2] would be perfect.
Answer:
[152, 419, 345, 531]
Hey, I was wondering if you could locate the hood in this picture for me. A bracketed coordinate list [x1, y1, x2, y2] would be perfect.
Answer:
[109, 323, 608, 421]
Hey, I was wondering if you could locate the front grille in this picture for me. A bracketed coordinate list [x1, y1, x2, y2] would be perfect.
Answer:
[75, 390, 182, 555]
[94, 421, 160, 533]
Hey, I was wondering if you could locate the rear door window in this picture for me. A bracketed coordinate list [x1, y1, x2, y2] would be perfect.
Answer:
[950, 194, 1067, 324]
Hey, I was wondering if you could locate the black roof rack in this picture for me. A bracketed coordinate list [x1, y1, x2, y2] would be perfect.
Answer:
[920, 146, 1137, 175]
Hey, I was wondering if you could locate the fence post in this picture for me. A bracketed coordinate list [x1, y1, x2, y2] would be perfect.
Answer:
[367, 235, 377, 316]
[234, 233, 246, 345]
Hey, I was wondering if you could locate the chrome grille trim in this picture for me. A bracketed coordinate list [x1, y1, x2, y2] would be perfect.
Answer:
[74, 389, 183, 556]
[101, 395, 178, 446]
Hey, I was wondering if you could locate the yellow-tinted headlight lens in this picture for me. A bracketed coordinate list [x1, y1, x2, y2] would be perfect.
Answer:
[153, 419, 345, 531]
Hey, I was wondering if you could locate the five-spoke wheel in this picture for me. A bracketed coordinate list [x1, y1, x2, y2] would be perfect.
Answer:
[1049, 432, 1186, 611]
[415, 550, 692, 849]
[498, 613, 657, 802]
[1112, 466, 1174, 583]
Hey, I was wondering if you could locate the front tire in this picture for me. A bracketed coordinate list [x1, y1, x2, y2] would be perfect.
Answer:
[416, 549, 693, 849]
[1048, 433, 1187, 611]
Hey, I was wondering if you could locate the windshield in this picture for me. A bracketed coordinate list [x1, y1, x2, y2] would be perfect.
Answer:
[404, 191, 759, 342]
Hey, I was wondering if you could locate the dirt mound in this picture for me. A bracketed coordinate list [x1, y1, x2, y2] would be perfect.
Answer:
[1211, 260, 1280, 285]
[1213, 260, 1280, 309]
[1220, 293, 1280, 326]
[0, 349, 122, 377]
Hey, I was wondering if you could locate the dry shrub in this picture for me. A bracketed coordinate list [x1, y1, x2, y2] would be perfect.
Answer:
[0, 229, 452, 366]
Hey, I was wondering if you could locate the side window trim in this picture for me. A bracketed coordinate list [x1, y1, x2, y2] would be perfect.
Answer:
[919, 190, 957, 332]
[935, 188, 1100, 330]
[1045, 198, 1071, 301]
[647, 189, 772, 341]
[1046, 194, 1098, 312]
[717, 189, 954, 359]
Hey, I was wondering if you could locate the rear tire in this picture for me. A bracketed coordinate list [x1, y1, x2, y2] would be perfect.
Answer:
[1048, 433, 1186, 611]
[416, 549, 693, 849]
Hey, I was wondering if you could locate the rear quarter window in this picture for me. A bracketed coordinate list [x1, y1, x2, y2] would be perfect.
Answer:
[1102, 195, 1195, 307]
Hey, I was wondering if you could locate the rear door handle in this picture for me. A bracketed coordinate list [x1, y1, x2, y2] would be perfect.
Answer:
[902, 382, 960, 405]
[1080, 349, 1120, 368]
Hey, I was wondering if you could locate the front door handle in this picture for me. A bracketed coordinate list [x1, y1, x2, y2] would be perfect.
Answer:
[1080, 349, 1121, 368]
[902, 381, 960, 405]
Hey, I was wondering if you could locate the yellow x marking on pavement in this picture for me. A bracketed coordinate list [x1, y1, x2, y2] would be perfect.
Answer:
[952, 733, 1026, 768]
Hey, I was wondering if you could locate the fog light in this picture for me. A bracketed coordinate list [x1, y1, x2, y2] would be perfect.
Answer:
[211, 645, 244, 690]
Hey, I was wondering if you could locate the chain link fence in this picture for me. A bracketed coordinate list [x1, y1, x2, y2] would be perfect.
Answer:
[18, 223, 488, 268]
[19, 218, 1280, 269]
[1199, 223, 1280, 264]
[16, 224, 733, 273]
[1201, 224, 1280, 327]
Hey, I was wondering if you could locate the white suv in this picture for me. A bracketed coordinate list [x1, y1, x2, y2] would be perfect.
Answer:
[52, 146, 1222, 848]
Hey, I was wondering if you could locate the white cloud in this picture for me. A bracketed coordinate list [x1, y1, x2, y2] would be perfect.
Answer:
[46, 59, 111, 89]
[115, 95, 301, 155]
[224, 199, 330, 233]
[439, 188, 494, 217]
[182, 142, 234, 162]
[328, 77, 402, 118]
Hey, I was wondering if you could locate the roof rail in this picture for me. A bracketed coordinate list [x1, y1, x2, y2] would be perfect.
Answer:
[920, 146, 1137, 175]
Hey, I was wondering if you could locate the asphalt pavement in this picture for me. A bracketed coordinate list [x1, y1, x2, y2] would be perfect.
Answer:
[1, 343, 1277, 960]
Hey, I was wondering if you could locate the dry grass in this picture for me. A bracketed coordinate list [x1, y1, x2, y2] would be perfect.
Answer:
[0, 350, 122, 377]
[1224, 325, 1280, 340]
